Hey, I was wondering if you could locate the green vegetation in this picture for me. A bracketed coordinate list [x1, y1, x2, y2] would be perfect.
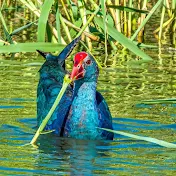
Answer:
[0, 0, 175, 64]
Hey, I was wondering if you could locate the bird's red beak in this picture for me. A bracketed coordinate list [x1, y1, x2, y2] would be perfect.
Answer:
[70, 62, 84, 81]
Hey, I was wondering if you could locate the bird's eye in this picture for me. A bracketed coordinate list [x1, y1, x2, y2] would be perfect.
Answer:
[86, 60, 91, 65]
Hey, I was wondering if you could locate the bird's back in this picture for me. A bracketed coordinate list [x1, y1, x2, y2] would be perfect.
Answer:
[37, 60, 72, 135]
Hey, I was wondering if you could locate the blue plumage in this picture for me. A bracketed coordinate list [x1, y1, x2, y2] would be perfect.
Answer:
[37, 38, 113, 140]
[37, 59, 72, 135]
[37, 37, 81, 134]
[64, 52, 114, 140]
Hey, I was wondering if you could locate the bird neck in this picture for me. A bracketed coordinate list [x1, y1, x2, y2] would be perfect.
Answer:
[73, 79, 97, 99]
[67, 81, 100, 139]
[72, 80, 98, 117]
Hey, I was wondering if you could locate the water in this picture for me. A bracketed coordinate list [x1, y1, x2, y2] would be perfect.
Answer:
[1, 5, 176, 175]
[1, 48, 176, 175]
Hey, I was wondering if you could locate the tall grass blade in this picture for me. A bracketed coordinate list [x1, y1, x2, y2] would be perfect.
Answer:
[114, 0, 121, 32]
[100, 0, 108, 64]
[159, 0, 166, 41]
[123, 0, 127, 36]
[98, 128, 176, 148]
[128, 0, 133, 37]
[60, 14, 72, 42]
[56, 4, 61, 43]
[37, 0, 55, 42]
[78, 0, 92, 50]
[95, 17, 153, 61]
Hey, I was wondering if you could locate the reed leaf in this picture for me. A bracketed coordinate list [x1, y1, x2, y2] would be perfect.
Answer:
[98, 128, 176, 148]
[141, 98, 176, 104]
[107, 5, 149, 13]
[0, 43, 65, 53]
[10, 20, 38, 36]
[95, 17, 153, 61]
[100, 0, 108, 63]
[159, 0, 166, 41]
[56, 4, 61, 43]
[0, 10, 13, 44]
[134, 42, 158, 48]
[37, 0, 55, 42]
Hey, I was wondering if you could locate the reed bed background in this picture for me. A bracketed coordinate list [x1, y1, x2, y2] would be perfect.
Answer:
[0, 0, 175, 64]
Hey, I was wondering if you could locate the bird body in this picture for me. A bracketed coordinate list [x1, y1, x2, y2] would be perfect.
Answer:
[64, 81, 101, 139]
[37, 38, 114, 140]
[37, 59, 72, 135]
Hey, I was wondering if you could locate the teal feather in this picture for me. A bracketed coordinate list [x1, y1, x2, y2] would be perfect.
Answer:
[37, 37, 113, 140]
[64, 53, 114, 140]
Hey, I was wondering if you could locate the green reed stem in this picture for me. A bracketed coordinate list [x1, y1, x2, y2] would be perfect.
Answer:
[56, 4, 61, 43]
[89, 0, 99, 8]
[172, 0, 176, 45]
[0, 0, 5, 10]
[0, 10, 9, 33]
[66, 0, 75, 22]
[128, 0, 133, 37]
[172, 0, 176, 11]
[159, 0, 166, 41]
[123, 0, 127, 36]
[137, 0, 147, 42]
[30, 75, 71, 145]
[100, 0, 108, 64]
[37, 0, 55, 42]
[115, 0, 121, 32]
[60, 0, 71, 20]
[165, 0, 172, 17]
[60, 14, 72, 42]
[75, 5, 100, 38]
[78, 0, 92, 50]
[62, 17, 99, 41]
[131, 0, 163, 41]
[27, 0, 37, 10]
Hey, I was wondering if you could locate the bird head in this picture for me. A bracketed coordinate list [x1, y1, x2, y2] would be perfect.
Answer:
[70, 52, 99, 82]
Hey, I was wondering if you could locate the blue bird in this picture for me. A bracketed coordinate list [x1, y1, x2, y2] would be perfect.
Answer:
[37, 36, 81, 135]
[64, 52, 114, 140]
[37, 38, 114, 140]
